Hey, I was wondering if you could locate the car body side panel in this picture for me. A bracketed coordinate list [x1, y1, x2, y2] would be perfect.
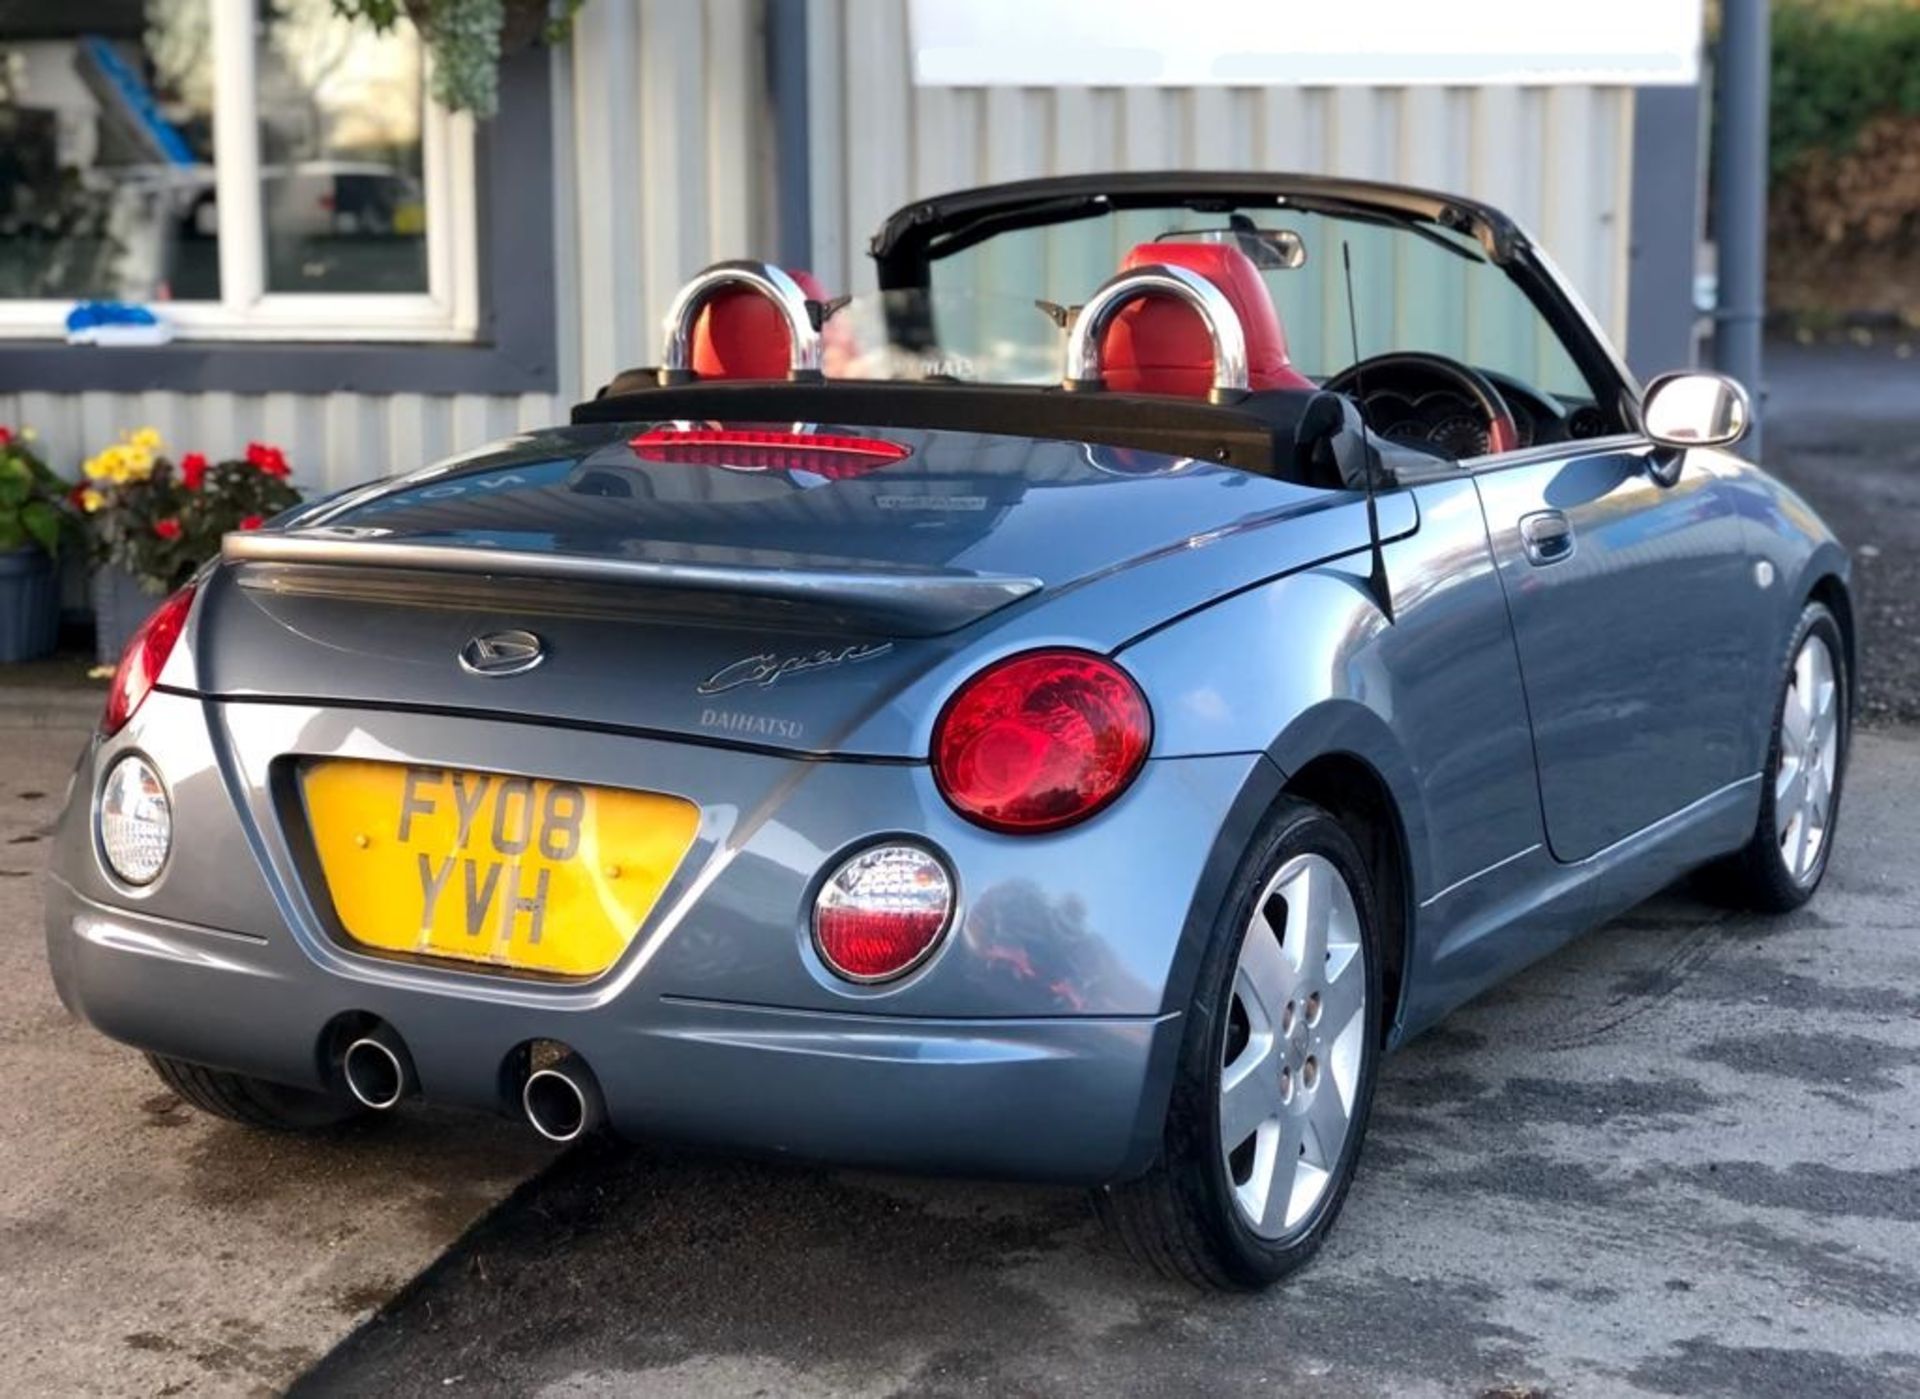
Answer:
[1119, 478, 1543, 906]
[1719, 454, 1854, 765]
[1397, 766, 1759, 1039]
[1472, 444, 1759, 863]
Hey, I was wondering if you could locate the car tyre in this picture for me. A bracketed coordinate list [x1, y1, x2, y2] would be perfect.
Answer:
[1704, 601, 1848, 913]
[146, 1054, 366, 1131]
[1097, 797, 1382, 1289]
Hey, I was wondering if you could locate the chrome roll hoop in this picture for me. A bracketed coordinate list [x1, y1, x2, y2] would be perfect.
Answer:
[1061, 264, 1250, 401]
[658, 260, 824, 385]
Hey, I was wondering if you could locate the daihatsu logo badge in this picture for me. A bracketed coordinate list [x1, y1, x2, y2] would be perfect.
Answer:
[459, 629, 545, 677]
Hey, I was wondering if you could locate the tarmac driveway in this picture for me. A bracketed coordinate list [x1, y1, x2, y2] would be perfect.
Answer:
[299, 728, 1920, 1399]
[10, 725, 1915, 1398]
[0, 720, 556, 1398]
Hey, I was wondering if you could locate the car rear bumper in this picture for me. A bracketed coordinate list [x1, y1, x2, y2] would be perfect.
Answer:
[45, 691, 1276, 1183]
[45, 876, 1181, 1183]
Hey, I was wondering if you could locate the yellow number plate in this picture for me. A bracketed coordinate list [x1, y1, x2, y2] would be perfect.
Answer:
[299, 759, 699, 977]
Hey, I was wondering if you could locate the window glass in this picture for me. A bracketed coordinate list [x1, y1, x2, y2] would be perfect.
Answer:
[0, 3, 219, 301]
[918, 204, 1594, 400]
[256, 0, 427, 294]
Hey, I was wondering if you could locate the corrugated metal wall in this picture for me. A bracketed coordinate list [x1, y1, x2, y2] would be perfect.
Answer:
[0, 388, 559, 497]
[805, 0, 1636, 346]
[4, 0, 1638, 492]
[560, 0, 771, 400]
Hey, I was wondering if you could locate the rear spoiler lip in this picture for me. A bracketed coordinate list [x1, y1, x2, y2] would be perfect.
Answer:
[220, 530, 1042, 637]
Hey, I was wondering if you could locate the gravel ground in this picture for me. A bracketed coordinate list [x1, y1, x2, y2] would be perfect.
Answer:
[1762, 338, 1920, 726]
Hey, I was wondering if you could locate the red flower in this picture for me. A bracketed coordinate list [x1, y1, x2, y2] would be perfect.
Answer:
[153, 518, 182, 541]
[245, 441, 290, 477]
[0, 426, 12, 446]
[180, 452, 209, 491]
[239, 514, 265, 531]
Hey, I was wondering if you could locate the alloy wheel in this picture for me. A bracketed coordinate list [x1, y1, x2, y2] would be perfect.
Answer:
[1776, 632, 1841, 885]
[1218, 852, 1368, 1239]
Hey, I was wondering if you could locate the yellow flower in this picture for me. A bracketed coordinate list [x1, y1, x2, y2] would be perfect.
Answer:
[79, 488, 105, 513]
[122, 446, 155, 480]
[20, 427, 36, 442]
[131, 427, 163, 451]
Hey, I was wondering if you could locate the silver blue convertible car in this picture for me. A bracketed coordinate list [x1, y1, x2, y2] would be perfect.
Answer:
[46, 174, 1851, 1288]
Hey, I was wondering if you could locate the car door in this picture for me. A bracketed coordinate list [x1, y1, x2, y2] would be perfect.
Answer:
[1472, 441, 1756, 864]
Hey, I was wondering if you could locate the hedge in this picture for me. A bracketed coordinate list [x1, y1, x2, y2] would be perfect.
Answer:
[1772, 0, 1920, 179]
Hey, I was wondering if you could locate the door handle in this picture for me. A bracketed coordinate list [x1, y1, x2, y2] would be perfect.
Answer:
[1519, 510, 1575, 566]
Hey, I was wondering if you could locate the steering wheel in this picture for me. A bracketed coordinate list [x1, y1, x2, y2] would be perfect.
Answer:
[1321, 351, 1522, 457]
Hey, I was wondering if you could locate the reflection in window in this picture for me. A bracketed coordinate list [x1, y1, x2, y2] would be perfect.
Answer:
[256, 0, 427, 294]
[0, 2, 218, 301]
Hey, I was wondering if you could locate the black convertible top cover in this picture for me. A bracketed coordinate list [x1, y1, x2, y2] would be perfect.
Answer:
[574, 378, 1356, 483]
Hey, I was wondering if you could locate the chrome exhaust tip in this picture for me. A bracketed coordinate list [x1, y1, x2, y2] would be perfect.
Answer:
[522, 1055, 604, 1143]
[342, 1031, 410, 1110]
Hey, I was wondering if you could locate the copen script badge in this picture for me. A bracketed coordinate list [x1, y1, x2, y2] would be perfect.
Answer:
[697, 642, 893, 695]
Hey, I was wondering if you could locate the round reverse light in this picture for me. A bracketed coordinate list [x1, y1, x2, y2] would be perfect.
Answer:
[98, 754, 172, 886]
[932, 649, 1151, 833]
[813, 843, 954, 983]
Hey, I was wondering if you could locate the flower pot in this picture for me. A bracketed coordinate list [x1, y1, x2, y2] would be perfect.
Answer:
[91, 565, 163, 666]
[0, 546, 61, 664]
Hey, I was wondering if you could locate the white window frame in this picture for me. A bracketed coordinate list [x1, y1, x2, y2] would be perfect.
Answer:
[0, 0, 479, 343]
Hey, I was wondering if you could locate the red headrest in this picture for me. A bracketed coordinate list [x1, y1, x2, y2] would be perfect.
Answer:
[690, 268, 829, 380]
[1099, 242, 1314, 397]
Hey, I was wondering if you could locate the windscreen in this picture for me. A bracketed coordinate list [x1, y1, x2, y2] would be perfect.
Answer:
[826, 204, 1595, 402]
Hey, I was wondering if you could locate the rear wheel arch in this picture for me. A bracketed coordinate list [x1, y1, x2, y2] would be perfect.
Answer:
[1153, 705, 1429, 1056]
[1280, 752, 1413, 1049]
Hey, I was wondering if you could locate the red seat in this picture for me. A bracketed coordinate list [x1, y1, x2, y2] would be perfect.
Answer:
[690, 268, 830, 380]
[1099, 242, 1315, 396]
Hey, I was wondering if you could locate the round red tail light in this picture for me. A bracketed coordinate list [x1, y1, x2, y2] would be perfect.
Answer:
[932, 649, 1151, 833]
[102, 584, 196, 737]
[813, 844, 954, 982]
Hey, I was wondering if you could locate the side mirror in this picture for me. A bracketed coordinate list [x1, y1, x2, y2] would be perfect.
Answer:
[1642, 372, 1752, 451]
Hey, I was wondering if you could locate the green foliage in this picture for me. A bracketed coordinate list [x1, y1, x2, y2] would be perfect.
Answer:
[82, 439, 303, 593]
[331, 0, 586, 118]
[424, 0, 508, 119]
[1772, 0, 1920, 177]
[0, 430, 72, 558]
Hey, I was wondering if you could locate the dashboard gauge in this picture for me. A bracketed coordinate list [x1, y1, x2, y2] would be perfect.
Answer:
[1382, 421, 1431, 447]
[1566, 406, 1607, 439]
[1504, 400, 1534, 448]
[1427, 415, 1491, 458]
[1364, 392, 1415, 418]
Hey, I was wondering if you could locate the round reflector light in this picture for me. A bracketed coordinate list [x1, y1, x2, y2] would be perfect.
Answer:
[932, 650, 1151, 833]
[97, 754, 173, 886]
[813, 843, 954, 982]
